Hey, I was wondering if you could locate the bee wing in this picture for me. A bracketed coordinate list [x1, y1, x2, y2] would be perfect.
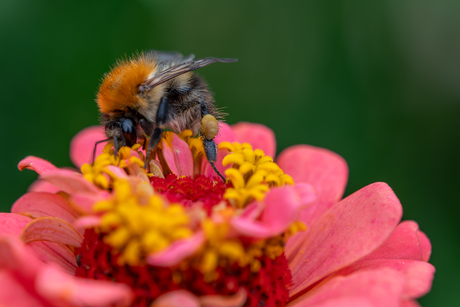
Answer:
[146, 50, 196, 71]
[146, 57, 238, 89]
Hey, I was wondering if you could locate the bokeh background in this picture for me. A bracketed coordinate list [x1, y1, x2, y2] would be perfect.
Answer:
[1, 0, 459, 305]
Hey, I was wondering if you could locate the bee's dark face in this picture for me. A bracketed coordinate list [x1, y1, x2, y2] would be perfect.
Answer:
[105, 117, 137, 148]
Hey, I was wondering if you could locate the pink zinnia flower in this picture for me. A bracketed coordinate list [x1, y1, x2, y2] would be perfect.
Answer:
[1, 122, 434, 307]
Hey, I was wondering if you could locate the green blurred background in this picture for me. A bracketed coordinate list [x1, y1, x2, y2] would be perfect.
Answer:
[1, 0, 459, 305]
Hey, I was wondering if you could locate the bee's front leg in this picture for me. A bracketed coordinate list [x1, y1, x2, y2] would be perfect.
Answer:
[200, 101, 225, 182]
[144, 97, 169, 169]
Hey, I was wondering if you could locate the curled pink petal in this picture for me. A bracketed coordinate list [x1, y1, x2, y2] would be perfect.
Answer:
[287, 182, 403, 297]
[147, 232, 205, 267]
[70, 125, 107, 169]
[36, 265, 133, 307]
[18, 156, 58, 176]
[152, 290, 200, 307]
[232, 184, 317, 238]
[0, 213, 32, 237]
[27, 179, 61, 193]
[277, 145, 348, 226]
[162, 134, 194, 177]
[21, 217, 83, 247]
[232, 122, 276, 158]
[290, 268, 405, 307]
[12, 192, 79, 224]
[360, 221, 432, 262]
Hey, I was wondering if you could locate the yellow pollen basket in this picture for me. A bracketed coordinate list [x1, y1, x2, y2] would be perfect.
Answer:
[93, 179, 193, 266]
[219, 142, 294, 208]
[81, 143, 145, 190]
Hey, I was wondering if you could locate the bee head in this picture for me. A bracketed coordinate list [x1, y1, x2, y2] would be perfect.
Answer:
[105, 117, 138, 148]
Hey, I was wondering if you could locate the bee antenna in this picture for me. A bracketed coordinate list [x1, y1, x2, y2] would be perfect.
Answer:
[92, 138, 110, 165]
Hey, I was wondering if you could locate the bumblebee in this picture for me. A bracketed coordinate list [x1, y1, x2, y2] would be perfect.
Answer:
[95, 51, 237, 180]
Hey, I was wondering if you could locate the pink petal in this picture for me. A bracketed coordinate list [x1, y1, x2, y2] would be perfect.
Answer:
[287, 182, 403, 297]
[73, 216, 102, 230]
[40, 169, 100, 195]
[18, 156, 58, 176]
[27, 241, 77, 274]
[277, 145, 348, 226]
[12, 192, 79, 224]
[21, 217, 83, 247]
[152, 290, 200, 307]
[231, 122, 276, 158]
[70, 126, 107, 169]
[0, 226, 76, 275]
[0, 213, 32, 237]
[36, 266, 133, 307]
[401, 300, 421, 307]
[293, 297, 373, 307]
[199, 288, 247, 307]
[201, 123, 238, 179]
[0, 236, 42, 275]
[70, 190, 110, 213]
[107, 165, 129, 178]
[27, 179, 61, 193]
[215, 122, 239, 144]
[152, 289, 247, 307]
[332, 259, 435, 299]
[289, 268, 405, 307]
[360, 221, 432, 262]
[0, 271, 47, 307]
[147, 232, 205, 267]
[162, 134, 194, 177]
[231, 184, 317, 238]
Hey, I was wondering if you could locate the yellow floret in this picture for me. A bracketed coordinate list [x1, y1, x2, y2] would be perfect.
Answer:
[94, 179, 193, 266]
[219, 142, 294, 208]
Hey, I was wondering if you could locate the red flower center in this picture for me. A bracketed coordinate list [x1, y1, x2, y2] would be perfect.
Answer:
[150, 174, 230, 215]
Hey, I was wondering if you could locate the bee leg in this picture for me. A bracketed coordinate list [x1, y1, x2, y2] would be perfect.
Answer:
[144, 96, 170, 169]
[113, 134, 119, 157]
[200, 101, 225, 182]
[203, 138, 226, 182]
[144, 127, 164, 169]
[92, 138, 110, 165]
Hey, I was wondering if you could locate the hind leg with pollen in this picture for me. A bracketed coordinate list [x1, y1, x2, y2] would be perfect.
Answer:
[200, 101, 225, 182]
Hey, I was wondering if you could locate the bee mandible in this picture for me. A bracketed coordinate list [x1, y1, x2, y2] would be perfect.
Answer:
[95, 51, 237, 181]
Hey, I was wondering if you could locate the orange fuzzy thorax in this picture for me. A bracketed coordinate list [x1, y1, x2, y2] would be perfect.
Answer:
[97, 55, 157, 114]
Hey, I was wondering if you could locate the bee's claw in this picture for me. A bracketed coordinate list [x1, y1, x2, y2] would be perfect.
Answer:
[209, 161, 226, 183]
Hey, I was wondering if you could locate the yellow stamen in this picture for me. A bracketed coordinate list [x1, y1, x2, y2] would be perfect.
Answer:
[81, 143, 146, 190]
[219, 142, 294, 208]
[94, 179, 193, 266]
